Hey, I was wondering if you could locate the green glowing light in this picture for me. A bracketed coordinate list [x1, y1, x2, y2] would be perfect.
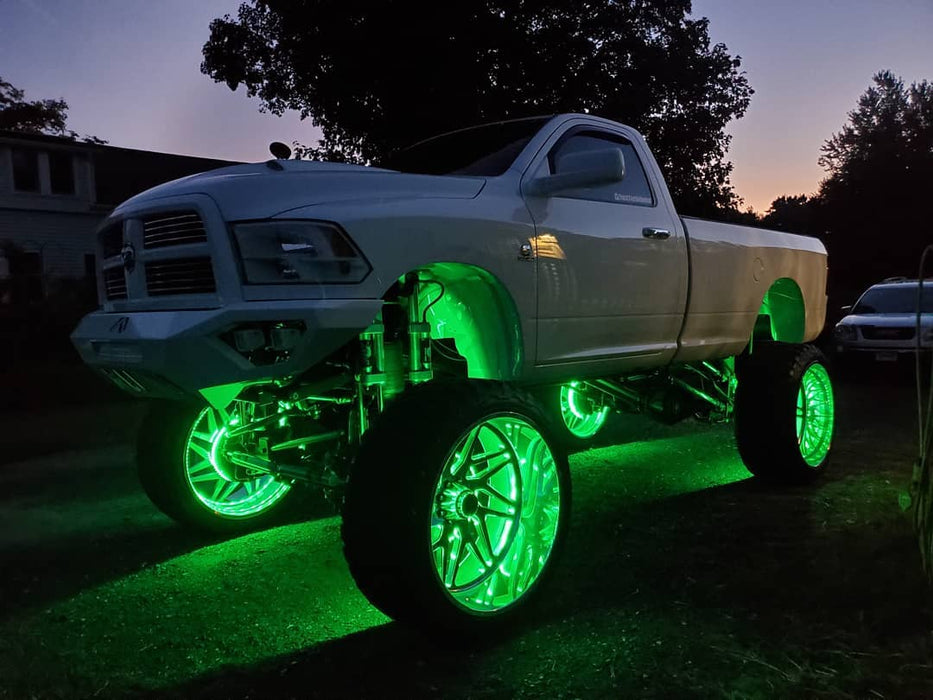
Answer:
[184, 407, 290, 518]
[559, 383, 609, 438]
[417, 263, 523, 380]
[758, 278, 805, 343]
[429, 415, 560, 613]
[8, 518, 388, 695]
[796, 363, 834, 467]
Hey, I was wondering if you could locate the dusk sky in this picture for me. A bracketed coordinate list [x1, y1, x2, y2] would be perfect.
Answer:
[2, 0, 932, 212]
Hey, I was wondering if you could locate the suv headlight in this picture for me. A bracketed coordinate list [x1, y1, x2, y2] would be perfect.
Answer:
[834, 324, 857, 341]
[233, 220, 371, 284]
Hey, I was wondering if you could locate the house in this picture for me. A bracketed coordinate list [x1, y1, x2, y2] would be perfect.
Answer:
[0, 131, 238, 304]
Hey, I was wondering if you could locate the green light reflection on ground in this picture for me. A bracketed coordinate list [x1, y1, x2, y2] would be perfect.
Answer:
[570, 428, 750, 501]
[3, 428, 748, 696]
[3, 517, 388, 695]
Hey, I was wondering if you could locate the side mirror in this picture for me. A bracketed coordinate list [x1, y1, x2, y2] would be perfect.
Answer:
[840, 305, 852, 314]
[526, 147, 626, 197]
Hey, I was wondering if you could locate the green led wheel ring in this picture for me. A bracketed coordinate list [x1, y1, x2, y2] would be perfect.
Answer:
[559, 382, 609, 438]
[429, 415, 561, 613]
[183, 407, 291, 518]
[796, 363, 834, 467]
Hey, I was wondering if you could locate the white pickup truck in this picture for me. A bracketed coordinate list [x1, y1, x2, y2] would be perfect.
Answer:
[72, 114, 834, 632]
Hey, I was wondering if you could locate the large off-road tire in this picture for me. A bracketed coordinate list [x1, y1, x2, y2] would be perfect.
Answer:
[734, 343, 835, 483]
[535, 382, 610, 452]
[137, 400, 295, 534]
[342, 381, 571, 634]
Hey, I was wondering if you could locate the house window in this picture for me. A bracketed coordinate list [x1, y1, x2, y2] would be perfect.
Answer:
[11, 148, 40, 192]
[49, 151, 76, 195]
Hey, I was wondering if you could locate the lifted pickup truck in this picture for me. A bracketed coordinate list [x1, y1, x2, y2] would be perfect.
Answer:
[73, 114, 834, 632]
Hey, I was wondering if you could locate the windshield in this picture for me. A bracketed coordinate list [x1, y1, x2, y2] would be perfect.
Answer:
[381, 117, 551, 177]
[853, 285, 933, 314]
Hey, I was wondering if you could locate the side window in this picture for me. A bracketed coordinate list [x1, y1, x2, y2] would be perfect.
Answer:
[548, 132, 654, 206]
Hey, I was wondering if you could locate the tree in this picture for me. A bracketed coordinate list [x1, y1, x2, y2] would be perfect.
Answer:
[0, 75, 105, 143]
[201, 0, 752, 216]
[760, 194, 819, 236]
[816, 70, 933, 302]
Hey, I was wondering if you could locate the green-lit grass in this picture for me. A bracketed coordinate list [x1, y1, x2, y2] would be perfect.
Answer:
[2, 375, 931, 698]
[2, 518, 388, 696]
[0, 427, 751, 697]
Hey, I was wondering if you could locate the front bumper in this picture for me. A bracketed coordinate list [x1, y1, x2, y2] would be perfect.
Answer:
[71, 299, 382, 399]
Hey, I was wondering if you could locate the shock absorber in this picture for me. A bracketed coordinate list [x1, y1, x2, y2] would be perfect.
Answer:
[356, 320, 387, 436]
[359, 322, 386, 391]
[405, 273, 434, 384]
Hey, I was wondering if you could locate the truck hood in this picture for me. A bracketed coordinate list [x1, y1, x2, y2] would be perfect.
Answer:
[114, 160, 486, 220]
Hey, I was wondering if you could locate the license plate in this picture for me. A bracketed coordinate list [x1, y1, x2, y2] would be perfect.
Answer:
[875, 351, 898, 362]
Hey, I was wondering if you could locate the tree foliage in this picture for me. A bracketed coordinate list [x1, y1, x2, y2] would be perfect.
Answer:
[0, 75, 105, 143]
[819, 71, 933, 184]
[201, 0, 752, 215]
[817, 71, 933, 300]
[760, 194, 819, 236]
[758, 72, 933, 304]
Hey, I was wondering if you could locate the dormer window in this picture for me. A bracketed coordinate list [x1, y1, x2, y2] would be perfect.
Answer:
[8, 147, 78, 196]
[49, 151, 76, 195]
[11, 148, 40, 192]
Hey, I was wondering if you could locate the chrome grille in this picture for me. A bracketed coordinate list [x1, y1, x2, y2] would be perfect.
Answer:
[861, 326, 914, 341]
[103, 267, 127, 300]
[143, 211, 207, 249]
[145, 257, 216, 296]
[100, 223, 123, 259]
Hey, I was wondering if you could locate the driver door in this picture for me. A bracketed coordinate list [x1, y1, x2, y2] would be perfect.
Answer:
[524, 127, 688, 369]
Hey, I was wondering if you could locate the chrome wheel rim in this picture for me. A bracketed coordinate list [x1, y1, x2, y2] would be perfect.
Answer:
[430, 415, 562, 613]
[184, 406, 290, 518]
[559, 382, 609, 439]
[796, 363, 834, 467]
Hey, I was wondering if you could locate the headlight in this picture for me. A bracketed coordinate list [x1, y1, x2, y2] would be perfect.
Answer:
[233, 220, 371, 284]
[833, 324, 857, 341]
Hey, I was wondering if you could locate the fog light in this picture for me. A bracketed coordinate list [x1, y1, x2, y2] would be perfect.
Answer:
[270, 327, 301, 351]
[233, 328, 266, 352]
[222, 321, 307, 366]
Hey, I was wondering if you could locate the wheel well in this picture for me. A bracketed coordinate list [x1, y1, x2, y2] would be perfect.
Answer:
[387, 263, 523, 380]
[754, 278, 805, 343]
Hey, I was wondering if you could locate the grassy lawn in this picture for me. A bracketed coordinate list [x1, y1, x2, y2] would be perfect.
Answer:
[0, 369, 930, 698]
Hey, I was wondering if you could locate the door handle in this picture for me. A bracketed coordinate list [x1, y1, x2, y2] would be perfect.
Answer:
[642, 227, 671, 240]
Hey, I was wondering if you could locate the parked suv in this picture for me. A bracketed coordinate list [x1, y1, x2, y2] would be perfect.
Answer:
[833, 278, 933, 363]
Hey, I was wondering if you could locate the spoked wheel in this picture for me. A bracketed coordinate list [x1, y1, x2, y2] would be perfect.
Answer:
[342, 382, 570, 633]
[796, 363, 834, 467]
[431, 415, 562, 612]
[183, 405, 291, 518]
[537, 381, 610, 451]
[138, 400, 294, 533]
[735, 343, 835, 482]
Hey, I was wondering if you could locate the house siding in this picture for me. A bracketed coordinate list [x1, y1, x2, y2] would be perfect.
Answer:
[0, 132, 237, 299]
[0, 208, 102, 278]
